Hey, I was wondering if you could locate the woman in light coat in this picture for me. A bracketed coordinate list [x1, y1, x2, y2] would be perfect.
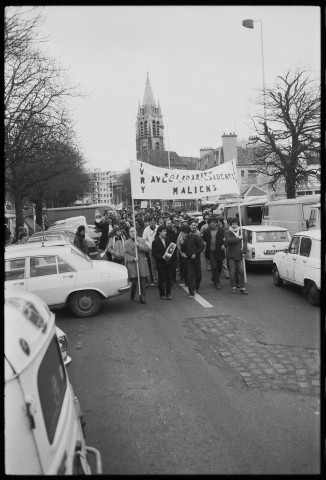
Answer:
[123, 226, 150, 304]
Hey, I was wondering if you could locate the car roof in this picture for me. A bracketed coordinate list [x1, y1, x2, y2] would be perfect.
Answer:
[292, 229, 321, 240]
[242, 225, 289, 231]
[5, 242, 73, 258]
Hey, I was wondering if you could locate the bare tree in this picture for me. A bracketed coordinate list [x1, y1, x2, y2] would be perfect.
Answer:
[248, 68, 320, 198]
[5, 6, 85, 236]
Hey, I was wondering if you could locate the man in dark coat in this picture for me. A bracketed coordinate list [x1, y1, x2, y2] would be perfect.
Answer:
[203, 216, 225, 289]
[152, 225, 173, 300]
[225, 217, 248, 295]
[179, 224, 205, 299]
[164, 217, 178, 283]
[74, 225, 89, 256]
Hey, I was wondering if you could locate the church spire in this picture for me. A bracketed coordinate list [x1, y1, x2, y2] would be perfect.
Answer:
[142, 72, 156, 107]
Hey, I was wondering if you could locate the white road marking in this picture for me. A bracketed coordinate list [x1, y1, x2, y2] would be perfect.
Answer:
[179, 284, 214, 308]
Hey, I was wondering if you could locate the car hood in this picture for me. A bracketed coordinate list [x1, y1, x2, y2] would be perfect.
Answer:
[91, 259, 128, 274]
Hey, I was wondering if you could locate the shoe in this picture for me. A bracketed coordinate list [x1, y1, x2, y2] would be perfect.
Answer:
[130, 297, 135, 302]
[188, 295, 194, 299]
[140, 299, 147, 304]
[232, 287, 237, 294]
[167, 295, 172, 300]
[240, 289, 249, 295]
[237, 285, 240, 288]
[160, 296, 168, 300]
[216, 284, 221, 290]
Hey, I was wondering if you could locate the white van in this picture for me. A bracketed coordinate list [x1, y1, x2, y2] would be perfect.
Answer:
[242, 225, 291, 265]
[307, 203, 321, 230]
[261, 194, 320, 237]
[5, 289, 102, 475]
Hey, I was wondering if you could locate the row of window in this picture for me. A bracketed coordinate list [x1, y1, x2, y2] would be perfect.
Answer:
[140, 120, 161, 137]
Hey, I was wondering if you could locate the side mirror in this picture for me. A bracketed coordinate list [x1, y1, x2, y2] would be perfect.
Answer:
[284, 247, 289, 254]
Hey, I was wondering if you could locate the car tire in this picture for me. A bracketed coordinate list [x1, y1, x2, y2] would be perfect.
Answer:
[272, 266, 283, 286]
[306, 281, 320, 306]
[70, 290, 101, 317]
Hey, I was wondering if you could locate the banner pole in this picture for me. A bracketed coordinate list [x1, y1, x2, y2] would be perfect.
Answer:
[237, 194, 247, 283]
[130, 160, 141, 296]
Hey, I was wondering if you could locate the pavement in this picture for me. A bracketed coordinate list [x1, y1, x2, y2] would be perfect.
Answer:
[183, 312, 320, 397]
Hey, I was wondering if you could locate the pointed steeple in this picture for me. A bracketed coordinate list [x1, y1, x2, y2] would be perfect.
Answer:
[142, 72, 156, 107]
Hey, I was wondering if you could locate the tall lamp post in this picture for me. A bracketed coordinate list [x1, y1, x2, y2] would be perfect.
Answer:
[242, 18, 266, 120]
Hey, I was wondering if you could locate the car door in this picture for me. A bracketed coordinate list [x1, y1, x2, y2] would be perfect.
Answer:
[5, 257, 27, 292]
[281, 235, 301, 281]
[26, 255, 76, 306]
[293, 236, 312, 286]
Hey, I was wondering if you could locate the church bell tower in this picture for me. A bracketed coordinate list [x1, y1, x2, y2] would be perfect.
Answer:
[136, 73, 165, 157]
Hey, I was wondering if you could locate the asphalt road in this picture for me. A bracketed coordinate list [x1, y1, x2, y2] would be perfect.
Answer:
[55, 261, 320, 475]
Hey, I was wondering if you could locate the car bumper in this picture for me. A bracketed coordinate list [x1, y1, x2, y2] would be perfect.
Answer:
[246, 259, 273, 265]
[118, 285, 131, 295]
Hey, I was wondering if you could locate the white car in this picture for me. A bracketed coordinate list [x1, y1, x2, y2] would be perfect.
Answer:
[242, 225, 291, 265]
[272, 230, 321, 306]
[5, 243, 131, 317]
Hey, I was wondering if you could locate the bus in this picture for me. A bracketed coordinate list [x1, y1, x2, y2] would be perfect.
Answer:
[46, 204, 116, 226]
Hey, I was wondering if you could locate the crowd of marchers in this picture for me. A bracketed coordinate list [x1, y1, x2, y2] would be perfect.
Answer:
[82, 206, 249, 305]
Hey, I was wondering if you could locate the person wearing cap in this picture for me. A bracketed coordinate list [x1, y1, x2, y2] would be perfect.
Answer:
[179, 224, 205, 299]
[224, 217, 248, 294]
[152, 225, 174, 300]
[123, 226, 150, 304]
[203, 216, 225, 289]
[106, 226, 126, 265]
[74, 225, 89, 256]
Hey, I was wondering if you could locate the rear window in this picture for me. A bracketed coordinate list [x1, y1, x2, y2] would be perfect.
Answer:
[255, 231, 290, 242]
[37, 334, 67, 444]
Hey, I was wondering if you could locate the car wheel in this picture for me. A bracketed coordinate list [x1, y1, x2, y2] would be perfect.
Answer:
[70, 290, 101, 317]
[306, 281, 320, 306]
[272, 266, 283, 286]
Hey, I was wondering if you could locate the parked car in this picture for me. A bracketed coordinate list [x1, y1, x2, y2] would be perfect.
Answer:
[272, 229, 321, 306]
[5, 288, 102, 474]
[5, 243, 131, 317]
[35, 227, 99, 259]
[52, 216, 101, 245]
[242, 225, 291, 265]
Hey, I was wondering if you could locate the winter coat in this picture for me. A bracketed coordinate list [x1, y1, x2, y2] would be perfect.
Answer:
[180, 232, 205, 259]
[123, 236, 150, 279]
[152, 236, 172, 269]
[224, 228, 247, 261]
[107, 235, 126, 261]
[203, 226, 225, 260]
[74, 233, 89, 255]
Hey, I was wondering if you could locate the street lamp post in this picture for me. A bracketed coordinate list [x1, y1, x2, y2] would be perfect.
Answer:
[242, 18, 266, 120]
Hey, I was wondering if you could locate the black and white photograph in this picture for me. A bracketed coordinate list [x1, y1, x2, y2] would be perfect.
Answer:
[4, 5, 321, 475]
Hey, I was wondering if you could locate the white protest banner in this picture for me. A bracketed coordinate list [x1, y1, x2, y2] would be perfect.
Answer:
[130, 158, 240, 200]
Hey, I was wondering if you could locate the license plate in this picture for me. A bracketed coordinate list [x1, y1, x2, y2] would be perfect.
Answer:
[265, 249, 282, 255]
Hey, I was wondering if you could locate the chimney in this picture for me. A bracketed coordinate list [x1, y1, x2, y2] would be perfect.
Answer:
[222, 133, 237, 163]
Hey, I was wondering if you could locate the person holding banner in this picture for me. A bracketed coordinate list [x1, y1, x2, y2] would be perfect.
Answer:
[123, 226, 150, 304]
[151, 225, 174, 300]
[224, 218, 249, 295]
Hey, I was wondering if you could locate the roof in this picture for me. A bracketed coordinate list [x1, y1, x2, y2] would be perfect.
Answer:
[5, 289, 55, 379]
[137, 149, 198, 169]
[242, 225, 289, 231]
[266, 194, 320, 206]
[5, 243, 73, 258]
[292, 229, 321, 240]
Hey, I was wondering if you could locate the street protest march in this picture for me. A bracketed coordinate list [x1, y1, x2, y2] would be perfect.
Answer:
[129, 159, 240, 200]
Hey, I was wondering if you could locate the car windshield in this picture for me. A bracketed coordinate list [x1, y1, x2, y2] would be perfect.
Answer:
[71, 246, 93, 263]
[255, 231, 289, 242]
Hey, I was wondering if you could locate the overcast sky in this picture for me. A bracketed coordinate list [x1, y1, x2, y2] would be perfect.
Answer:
[32, 5, 320, 172]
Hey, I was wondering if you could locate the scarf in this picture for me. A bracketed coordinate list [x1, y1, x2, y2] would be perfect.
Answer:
[229, 225, 240, 238]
